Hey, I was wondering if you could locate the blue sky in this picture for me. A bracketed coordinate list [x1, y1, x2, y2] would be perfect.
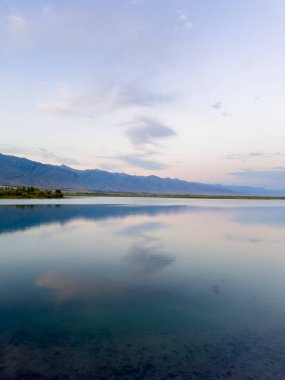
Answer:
[0, 0, 284, 188]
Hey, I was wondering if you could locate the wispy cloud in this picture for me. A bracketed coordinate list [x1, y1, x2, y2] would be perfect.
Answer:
[126, 117, 176, 146]
[38, 148, 80, 166]
[5, 14, 33, 46]
[95, 117, 176, 171]
[232, 168, 285, 176]
[42, 5, 52, 15]
[226, 152, 285, 160]
[211, 101, 234, 116]
[222, 112, 234, 117]
[211, 101, 223, 109]
[0, 145, 80, 166]
[119, 154, 169, 170]
[1, 6, 98, 49]
[112, 117, 178, 170]
[226, 152, 266, 160]
[226, 234, 263, 244]
[178, 12, 194, 30]
[116, 85, 173, 108]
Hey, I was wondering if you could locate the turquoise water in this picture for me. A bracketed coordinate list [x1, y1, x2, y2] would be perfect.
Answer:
[0, 198, 285, 379]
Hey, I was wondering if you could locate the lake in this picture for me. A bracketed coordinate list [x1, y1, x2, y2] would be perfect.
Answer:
[0, 197, 285, 379]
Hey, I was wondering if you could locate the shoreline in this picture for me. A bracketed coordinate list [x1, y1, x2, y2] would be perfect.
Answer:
[63, 193, 285, 200]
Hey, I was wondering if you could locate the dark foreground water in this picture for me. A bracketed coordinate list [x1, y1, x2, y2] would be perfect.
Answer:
[0, 198, 285, 379]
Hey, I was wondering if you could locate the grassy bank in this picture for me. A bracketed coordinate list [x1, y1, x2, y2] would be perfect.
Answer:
[65, 192, 285, 200]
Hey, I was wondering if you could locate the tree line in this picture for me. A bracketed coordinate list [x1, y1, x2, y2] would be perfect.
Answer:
[0, 186, 64, 199]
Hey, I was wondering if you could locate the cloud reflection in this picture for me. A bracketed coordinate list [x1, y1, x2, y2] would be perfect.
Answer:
[35, 272, 79, 304]
[121, 221, 167, 236]
[125, 242, 175, 274]
[34, 271, 150, 306]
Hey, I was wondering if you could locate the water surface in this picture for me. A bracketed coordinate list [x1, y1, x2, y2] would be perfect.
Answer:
[0, 198, 285, 379]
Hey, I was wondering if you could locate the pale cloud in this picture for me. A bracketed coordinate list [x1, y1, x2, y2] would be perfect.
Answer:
[120, 117, 176, 170]
[39, 84, 173, 117]
[126, 118, 176, 146]
[39, 84, 94, 117]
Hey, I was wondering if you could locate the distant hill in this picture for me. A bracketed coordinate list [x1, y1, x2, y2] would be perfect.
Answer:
[0, 153, 284, 196]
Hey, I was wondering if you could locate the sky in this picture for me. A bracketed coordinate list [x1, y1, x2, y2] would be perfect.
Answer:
[0, 0, 285, 189]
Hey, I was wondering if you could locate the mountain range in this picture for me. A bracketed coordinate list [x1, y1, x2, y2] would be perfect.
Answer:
[0, 153, 284, 196]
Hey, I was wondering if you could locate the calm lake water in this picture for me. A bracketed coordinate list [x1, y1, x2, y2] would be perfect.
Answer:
[0, 197, 285, 379]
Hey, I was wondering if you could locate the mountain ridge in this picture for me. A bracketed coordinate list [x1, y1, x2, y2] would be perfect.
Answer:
[0, 153, 284, 196]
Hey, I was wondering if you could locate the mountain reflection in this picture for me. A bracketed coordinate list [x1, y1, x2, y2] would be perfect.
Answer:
[1, 204, 285, 235]
[0, 204, 187, 235]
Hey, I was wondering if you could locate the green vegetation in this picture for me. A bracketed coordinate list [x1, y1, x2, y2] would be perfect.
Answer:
[0, 187, 64, 199]
[65, 191, 285, 200]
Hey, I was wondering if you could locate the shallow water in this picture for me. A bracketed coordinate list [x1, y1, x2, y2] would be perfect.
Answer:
[0, 198, 285, 379]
